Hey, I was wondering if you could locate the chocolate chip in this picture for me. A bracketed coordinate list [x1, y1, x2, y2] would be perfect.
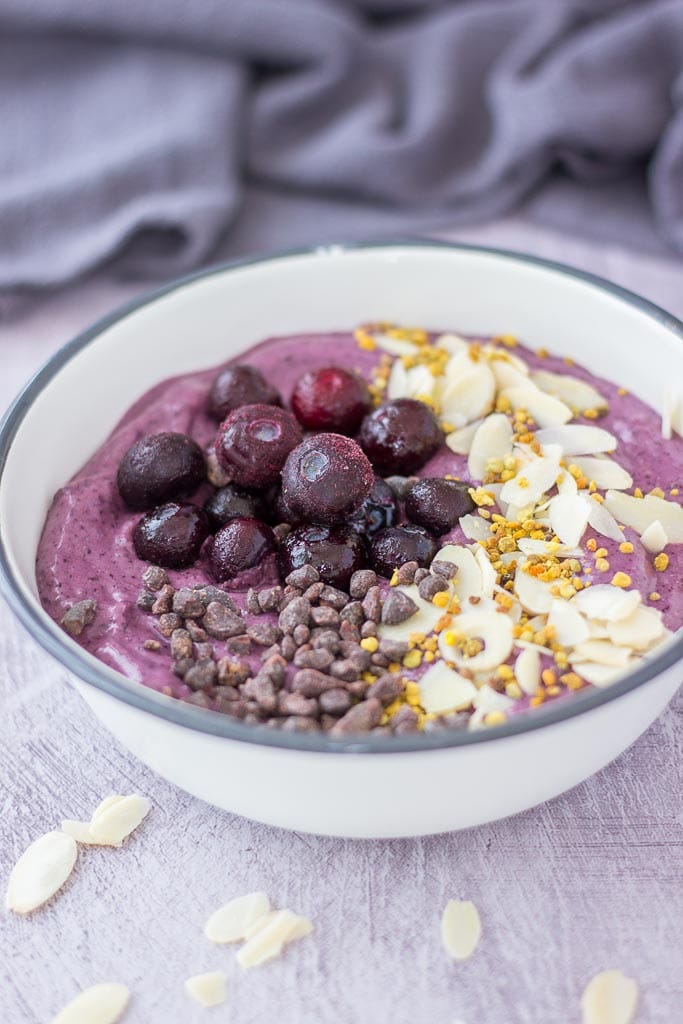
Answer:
[319, 585, 349, 609]
[339, 620, 361, 643]
[396, 560, 419, 585]
[361, 585, 381, 622]
[329, 698, 383, 735]
[413, 568, 430, 585]
[310, 606, 340, 627]
[302, 582, 324, 603]
[257, 586, 283, 612]
[151, 584, 175, 615]
[143, 639, 161, 651]
[185, 659, 217, 691]
[329, 659, 361, 682]
[278, 596, 311, 634]
[193, 585, 239, 612]
[340, 601, 364, 626]
[136, 589, 156, 612]
[172, 587, 205, 619]
[246, 588, 261, 615]
[171, 628, 193, 661]
[360, 621, 377, 639]
[370, 653, 389, 668]
[418, 574, 449, 602]
[293, 649, 335, 671]
[379, 638, 410, 660]
[242, 675, 278, 713]
[367, 674, 403, 705]
[431, 560, 458, 580]
[217, 657, 250, 686]
[393, 710, 419, 734]
[194, 641, 214, 661]
[142, 565, 168, 592]
[310, 630, 340, 654]
[318, 688, 352, 716]
[225, 635, 252, 656]
[381, 589, 419, 626]
[185, 619, 208, 642]
[278, 692, 319, 717]
[158, 612, 183, 637]
[292, 623, 310, 646]
[349, 569, 377, 600]
[247, 622, 283, 647]
[280, 635, 297, 661]
[187, 690, 212, 709]
[347, 679, 369, 698]
[291, 669, 341, 697]
[173, 657, 195, 678]
[285, 565, 320, 589]
[280, 716, 320, 733]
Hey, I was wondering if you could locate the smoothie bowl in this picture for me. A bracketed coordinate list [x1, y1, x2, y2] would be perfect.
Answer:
[0, 243, 681, 838]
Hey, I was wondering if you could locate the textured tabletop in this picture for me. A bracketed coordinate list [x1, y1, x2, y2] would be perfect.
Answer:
[1, 221, 681, 1024]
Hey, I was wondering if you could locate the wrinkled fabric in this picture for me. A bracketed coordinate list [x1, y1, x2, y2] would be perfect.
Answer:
[0, 0, 682, 296]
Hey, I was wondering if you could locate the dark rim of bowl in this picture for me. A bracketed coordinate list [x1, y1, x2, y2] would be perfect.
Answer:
[0, 240, 681, 754]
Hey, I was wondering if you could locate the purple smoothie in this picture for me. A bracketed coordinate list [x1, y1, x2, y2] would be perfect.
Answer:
[36, 331, 683, 711]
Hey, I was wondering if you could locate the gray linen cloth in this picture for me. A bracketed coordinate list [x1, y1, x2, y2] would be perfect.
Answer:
[1, 0, 682, 296]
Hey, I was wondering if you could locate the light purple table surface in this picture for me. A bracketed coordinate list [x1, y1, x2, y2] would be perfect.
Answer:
[0, 220, 681, 1024]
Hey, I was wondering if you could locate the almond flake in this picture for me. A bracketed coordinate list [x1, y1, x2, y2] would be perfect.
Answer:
[88, 795, 150, 846]
[572, 661, 634, 688]
[606, 606, 664, 650]
[441, 900, 482, 960]
[489, 360, 529, 391]
[91, 796, 126, 822]
[473, 546, 496, 598]
[236, 909, 313, 969]
[604, 491, 683, 544]
[587, 500, 625, 543]
[514, 568, 554, 615]
[184, 972, 228, 1008]
[50, 983, 130, 1024]
[204, 891, 271, 944]
[549, 492, 591, 547]
[547, 599, 590, 648]
[61, 820, 111, 846]
[500, 447, 562, 508]
[437, 545, 483, 605]
[531, 369, 608, 415]
[6, 831, 77, 914]
[571, 640, 632, 667]
[418, 663, 478, 714]
[639, 519, 668, 554]
[574, 585, 641, 623]
[439, 607, 514, 673]
[372, 334, 419, 357]
[434, 333, 469, 356]
[441, 361, 496, 426]
[467, 414, 514, 480]
[572, 457, 632, 491]
[243, 910, 279, 941]
[500, 384, 572, 428]
[581, 969, 638, 1024]
[445, 420, 482, 456]
[459, 514, 491, 541]
[517, 538, 582, 558]
[470, 685, 516, 728]
[515, 647, 541, 696]
[534, 425, 617, 455]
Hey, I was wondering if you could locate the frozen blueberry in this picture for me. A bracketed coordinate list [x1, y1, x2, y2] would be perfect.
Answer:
[204, 484, 269, 531]
[209, 517, 276, 583]
[359, 398, 443, 475]
[215, 403, 303, 490]
[208, 364, 281, 420]
[278, 525, 367, 590]
[133, 502, 210, 569]
[368, 524, 437, 578]
[403, 478, 475, 535]
[117, 432, 205, 511]
[290, 366, 371, 434]
[349, 477, 398, 535]
[281, 434, 374, 524]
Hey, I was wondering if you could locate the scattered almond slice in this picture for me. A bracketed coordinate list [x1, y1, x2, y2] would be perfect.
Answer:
[531, 369, 608, 415]
[6, 831, 77, 914]
[572, 457, 633, 491]
[604, 490, 683, 544]
[571, 640, 632, 668]
[91, 796, 126, 823]
[243, 910, 279, 941]
[444, 420, 482, 456]
[473, 546, 497, 598]
[587, 500, 625, 542]
[571, 661, 635, 688]
[467, 414, 514, 479]
[514, 568, 555, 615]
[88, 795, 150, 846]
[500, 384, 572, 428]
[515, 647, 541, 696]
[470, 685, 516, 728]
[434, 333, 469, 356]
[500, 447, 562, 508]
[639, 519, 668, 554]
[574, 585, 641, 623]
[184, 972, 228, 1009]
[204, 891, 271, 944]
[441, 361, 496, 426]
[547, 599, 590, 648]
[441, 900, 482, 961]
[439, 607, 514, 673]
[534, 424, 617, 455]
[386, 358, 410, 401]
[556, 469, 579, 496]
[517, 538, 582, 558]
[549, 492, 591, 547]
[606, 606, 664, 651]
[60, 820, 111, 847]
[581, 969, 638, 1024]
[50, 983, 131, 1024]
[437, 545, 483, 605]
[236, 909, 313, 969]
[372, 333, 419, 357]
[489, 359, 530, 391]
[459, 514, 491, 541]
[418, 663, 478, 715]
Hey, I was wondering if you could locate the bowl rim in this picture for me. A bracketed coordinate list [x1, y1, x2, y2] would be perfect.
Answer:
[0, 239, 681, 755]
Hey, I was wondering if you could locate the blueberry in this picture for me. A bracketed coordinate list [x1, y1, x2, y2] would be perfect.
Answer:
[290, 366, 371, 434]
[215, 403, 303, 490]
[204, 484, 270, 531]
[117, 432, 205, 511]
[359, 398, 443, 475]
[278, 525, 367, 590]
[208, 364, 281, 420]
[349, 477, 398, 535]
[208, 517, 276, 583]
[368, 525, 437, 578]
[404, 478, 475, 535]
[281, 434, 374, 524]
[133, 502, 210, 569]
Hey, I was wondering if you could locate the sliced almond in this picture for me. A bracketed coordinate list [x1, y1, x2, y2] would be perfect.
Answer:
[445, 420, 482, 456]
[237, 909, 313, 969]
[437, 545, 483, 605]
[459, 514, 491, 542]
[515, 647, 541, 696]
[88, 795, 150, 846]
[581, 969, 638, 1024]
[50, 983, 130, 1024]
[243, 910, 279, 942]
[513, 568, 554, 614]
[606, 606, 664, 651]
[547, 599, 590, 648]
[441, 899, 482, 961]
[6, 831, 77, 914]
[571, 641, 632, 667]
[386, 358, 410, 401]
[60, 820, 110, 846]
[441, 361, 496, 426]
[572, 457, 632, 491]
[531, 369, 608, 415]
[574, 585, 641, 623]
[500, 448, 562, 508]
[204, 891, 271, 944]
[549, 492, 591, 548]
[501, 384, 573, 428]
[91, 796, 126, 823]
[572, 661, 634, 688]
[418, 663, 478, 715]
[473, 546, 496, 598]
[639, 519, 668, 554]
[184, 972, 228, 1009]
[467, 414, 513, 480]
[439, 607, 514, 673]
[372, 333, 419, 357]
[517, 538, 582, 558]
[434, 333, 469, 356]
[470, 685, 516, 728]
[604, 490, 683, 544]
[587, 500, 625, 543]
[489, 360, 530, 391]
[534, 425, 617, 455]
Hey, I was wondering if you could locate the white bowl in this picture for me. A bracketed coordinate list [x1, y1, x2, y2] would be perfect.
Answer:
[0, 242, 681, 838]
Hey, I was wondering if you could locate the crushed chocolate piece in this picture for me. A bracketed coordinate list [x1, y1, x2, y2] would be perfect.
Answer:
[172, 587, 205, 619]
[349, 569, 377, 600]
[396, 560, 419, 585]
[285, 565, 320, 589]
[361, 586, 381, 622]
[203, 602, 245, 640]
[247, 622, 283, 647]
[142, 565, 168, 592]
[381, 589, 418, 626]
[158, 612, 183, 637]
[330, 698, 382, 735]
[418, 574, 449, 601]
[278, 596, 311, 634]
[318, 688, 352, 716]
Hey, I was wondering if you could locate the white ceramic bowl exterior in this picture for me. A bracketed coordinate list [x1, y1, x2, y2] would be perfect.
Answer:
[0, 244, 681, 838]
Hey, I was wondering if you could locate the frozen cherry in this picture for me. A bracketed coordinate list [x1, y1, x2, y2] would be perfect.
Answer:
[203, 484, 269, 531]
[117, 432, 205, 511]
[278, 525, 367, 589]
[215, 404, 303, 490]
[369, 525, 437, 578]
[281, 434, 374, 524]
[270, 487, 302, 526]
[209, 517, 275, 582]
[291, 366, 371, 434]
[133, 502, 210, 569]
[349, 477, 398, 535]
[404, 478, 475, 535]
[208, 364, 281, 420]
[359, 398, 443, 475]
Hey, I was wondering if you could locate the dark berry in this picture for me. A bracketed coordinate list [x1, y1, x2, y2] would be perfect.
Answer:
[359, 398, 443, 475]
[133, 502, 210, 569]
[270, 487, 302, 527]
[290, 366, 371, 434]
[278, 525, 367, 590]
[403, 478, 475, 535]
[215, 404, 303, 490]
[209, 517, 276, 583]
[368, 525, 437, 578]
[349, 477, 398, 535]
[281, 434, 373, 524]
[204, 484, 269, 531]
[208, 364, 281, 420]
[117, 432, 205, 511]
